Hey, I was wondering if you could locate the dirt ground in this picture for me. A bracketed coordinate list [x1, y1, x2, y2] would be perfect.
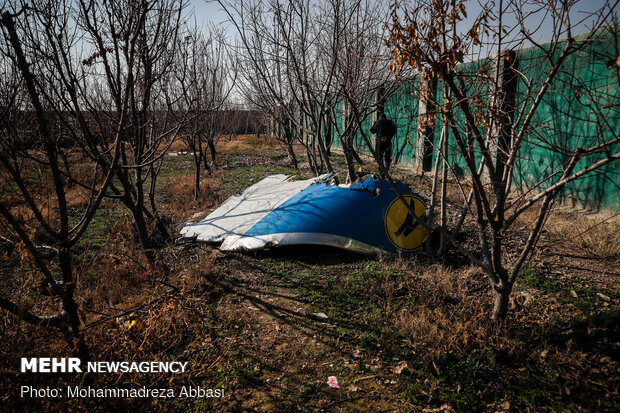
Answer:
[1, 135, 618, 412]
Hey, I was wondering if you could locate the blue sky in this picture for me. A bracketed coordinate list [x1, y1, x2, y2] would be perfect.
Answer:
[188, 0, 229, 28]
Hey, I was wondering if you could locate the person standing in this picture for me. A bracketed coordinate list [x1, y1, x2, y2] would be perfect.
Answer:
[370, 113, 397, 174]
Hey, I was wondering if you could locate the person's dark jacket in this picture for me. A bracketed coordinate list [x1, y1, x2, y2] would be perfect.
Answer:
[370, 115, 396, 142]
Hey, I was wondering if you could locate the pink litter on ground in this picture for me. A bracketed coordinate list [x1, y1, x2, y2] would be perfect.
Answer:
[327, 376, 340, 389]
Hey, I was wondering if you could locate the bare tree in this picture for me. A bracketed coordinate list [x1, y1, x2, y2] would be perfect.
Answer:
[4, 0, 191, 261]
[219, 0, 402, 180]
[76, 0, 189, 259]
[387, 0, 620, 321]
[219, 0, 341, 175]
[0, 0, 195, 353]
[176, 24, 236, 199]
[0, 5, 121, 357]
[329, 0, 402, 182]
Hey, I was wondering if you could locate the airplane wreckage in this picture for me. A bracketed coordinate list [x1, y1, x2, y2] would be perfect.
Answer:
[179, 174, 427, 254]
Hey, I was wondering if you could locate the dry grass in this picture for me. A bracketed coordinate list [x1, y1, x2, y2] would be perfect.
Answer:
[218, 134, 281, 151]
[515, 206, 620, 264]
[546, 211, 620, 263]
[163, 173, 222, 221]
[167, 134, 277, 153]
[64, 184, 94, 209]
[167, 139, 192, 152]
[76, 218, 154, 310]
[395, 266, 492, 360]
[177, 249, 216, 294]
[71, 234, 217, 380]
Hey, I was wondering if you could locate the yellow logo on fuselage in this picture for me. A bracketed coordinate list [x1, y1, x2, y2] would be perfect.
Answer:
[384, 194, 427, 251]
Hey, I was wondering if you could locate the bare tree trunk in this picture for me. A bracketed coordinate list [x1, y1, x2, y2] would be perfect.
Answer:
[197, 140, 210, 176]
[286, 135, 299, 170]
[351, 144, 364, 166]
[194, 153, 201, 200]
[58, 149, 73, 188]
[207, 136, 217, 168]
[426, 124, 445, 255]
[439, 108, 449, 255]
[306, 145, 319, 175]
[339, 133, 357, 183]
[492, 284, 512, 322]
[116, 164, 156, 261]
[132, 204, 155, 263]
[59, 246, 90, 359]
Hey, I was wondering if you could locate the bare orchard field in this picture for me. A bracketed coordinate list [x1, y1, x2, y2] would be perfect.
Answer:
[1, 135, 618, 412]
